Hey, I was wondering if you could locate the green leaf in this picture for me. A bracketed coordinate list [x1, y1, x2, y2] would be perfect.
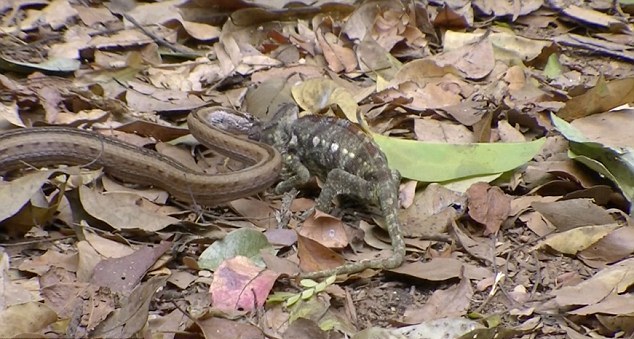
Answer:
[373, 133, 546, 182]
[315, 281, 327, 293]
[543, 53, 563, 79]
[286, 293, 301, 307]
[319, 319, 338, 331]
[442, 173, 504, 192]
[301, 289, 315, 300]
[197, 228, 274, 270]
[0, 55, 80, 75]
[552, 113, 634, 204]
[569, 151, 634, 203]
[325, 275, 337, 285]
[300, 279, 318, 288]
[267, 292, 296, 303]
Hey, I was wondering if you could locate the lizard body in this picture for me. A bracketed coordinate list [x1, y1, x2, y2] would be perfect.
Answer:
[261, 108, 406, 278]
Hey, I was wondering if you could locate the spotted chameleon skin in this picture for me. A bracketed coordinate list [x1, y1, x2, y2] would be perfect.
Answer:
[287, 116, 390, 183]
[263, 111, 405, 278]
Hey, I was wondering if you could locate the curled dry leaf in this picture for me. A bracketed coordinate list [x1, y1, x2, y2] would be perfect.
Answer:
[466, 182, 511, 235]
[79, 186, 179, 232]
[297, 234, 345, 274]
[299, 210, 348, 249]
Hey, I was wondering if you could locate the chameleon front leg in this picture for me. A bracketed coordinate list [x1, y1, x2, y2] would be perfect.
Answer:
[274, 153, 311, 194]
[300, 168, 405, 279]
[275, 157, 405, 278]
[314, 168, 375, 213]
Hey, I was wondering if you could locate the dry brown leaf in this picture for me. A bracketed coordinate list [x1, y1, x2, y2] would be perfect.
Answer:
[40, 267, 116, 335]
[472, 0, 542, 18]
[557, 77, 634, 121]
[17, 250, 77, 276]
[90, 27, 169, 49]
[359, 221, 392, 250]
[197, 317, 264, 339]
[433, 2, 472, 28]
[0, 101, 25, 127]
[439, 100, 489, 126]
[291, 78, 358, 121]
[343, 1, 406, 50]
[388, 80, 463, 110]
[229, 198, 277, 229]
[299, 210, 348, 249]
[0, 170, 59, 223]
[54, 109, 109, 125]
[316, 29, 357, 73]
[466, 182, 511, 235]
[42, 0, 78, 29]
[518, 210, 555, 237]
[536, 224, 622, 255]
[414, 117, 473, 143]
[433, 37, 495, 80]
[124, 82, 206, 112]
[76, 240, 103, 283]
[75, 6, 117, 26]
[83, 230, 135, 259]
[399, 180, 417, 208]
[260, 251, 301, 276]
[570, 109, 634, 149]
[450, 221, 498, 264]
[554, 257, 634, 307]
[531, 199, 614, 232]
[403, 275, 473, 324]
[101, 176, 170, 205]
[1, 253, 36, 308]
[91, 241, 170, 293]
[578, 226, 634, 267]
[264, 229, 298, 247]
[297, 234, 345, 274]
[79, 186, 179, 231]
[399, 183, 466, 238]
[560, 5, 628, 30]
[92, 276, 168, 337]
[388, 257, 491, 281]
[0, 301, 57, 337]
[497, 119, 526, 142]
[355, 40, 401, 83]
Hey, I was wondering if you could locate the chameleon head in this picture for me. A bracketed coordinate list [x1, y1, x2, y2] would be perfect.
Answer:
[260, 103, 299, 151]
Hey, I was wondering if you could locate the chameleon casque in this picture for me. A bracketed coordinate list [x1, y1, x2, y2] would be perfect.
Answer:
[258, 104, 406, 278]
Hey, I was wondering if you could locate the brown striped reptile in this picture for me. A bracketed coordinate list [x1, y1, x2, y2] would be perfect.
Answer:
[0, 107, 282, 206]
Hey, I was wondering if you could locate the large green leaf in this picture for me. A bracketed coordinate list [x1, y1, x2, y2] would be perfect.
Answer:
[373, 133, 546, 182]
[552, 113, 634, 204]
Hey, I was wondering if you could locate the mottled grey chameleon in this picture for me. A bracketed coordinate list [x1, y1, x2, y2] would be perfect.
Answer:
[259, 104, 405, 278]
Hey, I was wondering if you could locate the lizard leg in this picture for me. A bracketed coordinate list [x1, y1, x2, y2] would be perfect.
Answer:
[275, 154, 311, 194]
[390, 169, 400, 186]
[298, 169, 405, 279]
[315, 168, 373, 212]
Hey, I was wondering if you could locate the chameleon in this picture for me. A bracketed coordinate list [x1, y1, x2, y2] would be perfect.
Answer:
[258, 104, 406, 278]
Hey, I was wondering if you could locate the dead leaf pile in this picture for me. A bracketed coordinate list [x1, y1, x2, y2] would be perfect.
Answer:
[1, 0, 634, 338]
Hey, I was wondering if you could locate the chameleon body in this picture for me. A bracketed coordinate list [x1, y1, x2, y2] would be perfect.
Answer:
[261, 108, 406, 278]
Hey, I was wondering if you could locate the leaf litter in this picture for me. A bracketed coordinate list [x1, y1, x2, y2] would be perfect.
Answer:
[0, 0, 634, 338]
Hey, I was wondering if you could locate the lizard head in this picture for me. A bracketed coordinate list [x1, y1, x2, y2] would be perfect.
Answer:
[259, 103, 299, 151]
